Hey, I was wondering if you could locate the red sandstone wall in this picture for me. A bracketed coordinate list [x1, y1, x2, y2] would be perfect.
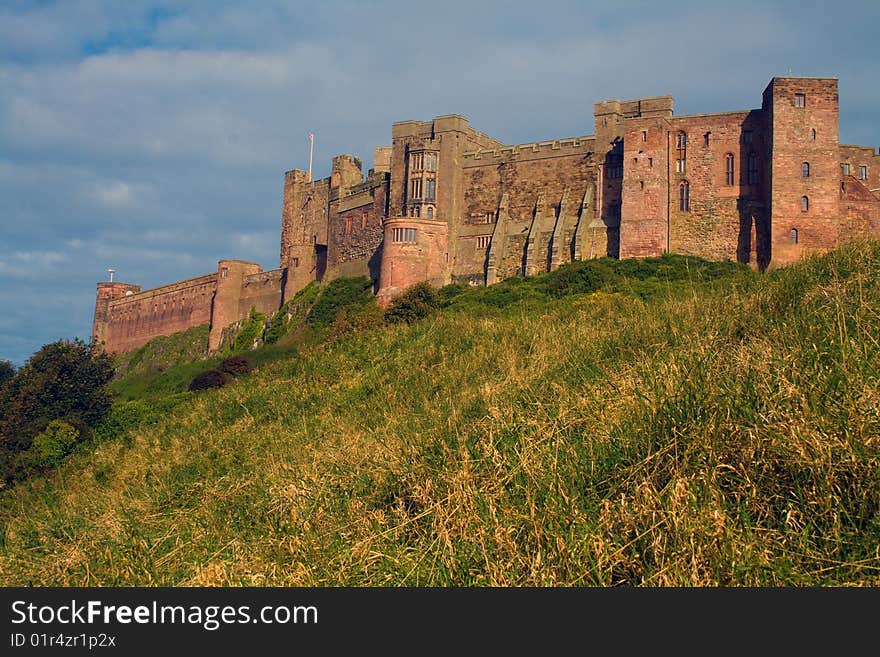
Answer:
[102, 274, 216, 354]
[768, 78, 841, 266]
[327, 174, 388, 281]
[460, 140, 597, 280]
[377, 218, 448, 304]
[239, 268, 285, 317]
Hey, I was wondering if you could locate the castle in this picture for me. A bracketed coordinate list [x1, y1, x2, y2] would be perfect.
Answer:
[93, 76, 880, 355]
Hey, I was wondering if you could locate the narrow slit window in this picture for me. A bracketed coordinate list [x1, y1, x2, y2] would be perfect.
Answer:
[791, 228, 798, 244]
[802, 162, 810, 178]
[725, 153, 735, 186]
[679, 181, 690, 212]
[801, 196, 809, 212]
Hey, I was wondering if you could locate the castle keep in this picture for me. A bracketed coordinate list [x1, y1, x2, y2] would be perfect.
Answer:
[94, 76, 880, 354]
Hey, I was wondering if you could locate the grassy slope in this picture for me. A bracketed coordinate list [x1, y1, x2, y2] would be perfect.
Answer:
[0, 245, 878, 585]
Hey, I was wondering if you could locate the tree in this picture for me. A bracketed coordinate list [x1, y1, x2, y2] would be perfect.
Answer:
[0, 339, 115, 483]
[0, 360, 14, 387]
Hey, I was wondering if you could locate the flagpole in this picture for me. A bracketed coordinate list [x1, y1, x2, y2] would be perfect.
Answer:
[308, 133, 314, 182]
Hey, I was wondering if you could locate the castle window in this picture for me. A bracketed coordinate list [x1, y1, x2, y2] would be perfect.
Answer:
[425, 177, 436, 201]
[345, 217, 352, 233]
[292, 257, 299, 268]
[704, 132, 710, 147]
[795, 93, 806, 108]
[410, 177, 422, 199]
[640, 180, 644, 190]
[675, 132, 686, 175]
[747, 152, 759, 185]
[648, 157, 653, 168]
[841, 163, 850, 176]
[485, 212, 495, 223]
[791, 228, 799, 244]
[802, 162, 810, 178]
[725, 153, 735, 186]
[642, 130, 647, 142]
[427, 206, 434, 219]
[476, 235, 491, 249]
[801, 196, 809, 212]
[811, 128, 817, 141]
[425, 152, 438, 172]
[392, 227, 417, 243]
[679, 181, 690, 212]
[859, 165, 868, 180]
[221, 267, 229, 278]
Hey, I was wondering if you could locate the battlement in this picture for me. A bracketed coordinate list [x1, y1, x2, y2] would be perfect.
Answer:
[392, 115, 503, 150]
[107, 272, 217, 308]
[462, 135, 595, 163]
[594, 95, 674, 120]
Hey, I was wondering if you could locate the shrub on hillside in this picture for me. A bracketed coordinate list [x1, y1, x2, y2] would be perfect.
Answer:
[218, 355, 252, 377]
[307, 276, 374, 327]
[544, 258, 617, 298]
[265, 282, 321, 344]
[329, 302, 386, 340]
[188, 369, 229, 392]
[233, 307, 267, 353]
[385, 282, 442, 324]
[28, 420, 79, 468]
[0, 339, 114, 484]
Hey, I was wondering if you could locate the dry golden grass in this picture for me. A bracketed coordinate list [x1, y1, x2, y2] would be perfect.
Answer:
[1, 243, 878, 585]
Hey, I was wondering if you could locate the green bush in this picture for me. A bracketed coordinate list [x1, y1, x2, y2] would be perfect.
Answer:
[330, 302, 386, 339]
[385, 282, 442, 324]
[0, 339, 114, 484]
[234, 307, 267, 353]
[265, 282, 321, 344]
[188, 369, 229, 392]
[218, 355, 253, 377]
[307, 276, 374, 327]
[28, 420, 79, 468]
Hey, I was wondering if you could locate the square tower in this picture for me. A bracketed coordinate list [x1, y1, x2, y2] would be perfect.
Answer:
[765, 77, 840, 265]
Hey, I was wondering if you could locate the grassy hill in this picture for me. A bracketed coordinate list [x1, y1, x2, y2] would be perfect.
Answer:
[0, 245, 878, 585]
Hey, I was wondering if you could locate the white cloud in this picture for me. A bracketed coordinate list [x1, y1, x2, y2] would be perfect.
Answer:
[93, 181, 135, 208]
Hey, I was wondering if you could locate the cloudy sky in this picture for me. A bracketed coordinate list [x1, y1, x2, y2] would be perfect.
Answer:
[1, 0, 878, 365]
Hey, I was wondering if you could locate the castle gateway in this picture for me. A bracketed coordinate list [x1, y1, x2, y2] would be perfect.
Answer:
[94, 76, 880, 354]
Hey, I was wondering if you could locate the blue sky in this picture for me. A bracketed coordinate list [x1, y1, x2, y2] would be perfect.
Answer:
[1, 0, 878, 365]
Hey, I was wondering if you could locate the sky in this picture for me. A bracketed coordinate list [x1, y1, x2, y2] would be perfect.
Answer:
[1, 0, 878, 365]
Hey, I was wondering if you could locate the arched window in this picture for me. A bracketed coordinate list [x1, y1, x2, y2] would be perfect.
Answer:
[790, 228, 798, 244]
[802, 162, 810, 178]
[426, 206, 434, 219]
[811, 128, 817, 141]
[679, 181, 690, 212]
[801, 196, 809, 212]
[676, 132, 687, 174]
[725, 153, 735, 186]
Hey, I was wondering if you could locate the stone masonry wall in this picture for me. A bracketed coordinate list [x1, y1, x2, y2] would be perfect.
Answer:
[103, 273, 217, 354]
[460, 139, 597, 281]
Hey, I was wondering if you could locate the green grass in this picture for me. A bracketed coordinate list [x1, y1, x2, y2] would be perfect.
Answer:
[1, 245, 878, 585]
